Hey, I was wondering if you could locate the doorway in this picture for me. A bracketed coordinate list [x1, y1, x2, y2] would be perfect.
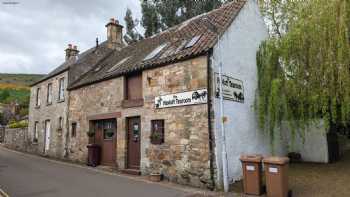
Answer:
[126, 117, 141, 170]
[44, 120, 51, 154]
[94, 119, 117, 166]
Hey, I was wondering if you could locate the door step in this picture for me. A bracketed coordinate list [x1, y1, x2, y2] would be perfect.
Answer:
[122, 169, 141, 175]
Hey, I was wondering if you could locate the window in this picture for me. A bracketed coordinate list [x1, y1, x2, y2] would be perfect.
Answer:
[103, 120, 115, 140]
[58, 117, 63, 130]
[143, 43, 168, 61]
[71, 122, 77, 137]
[36, 88, 41, 107]
[125, 73, 142, 100]
[150, 120, 164, 145]
[33, 121, 39, 143]
[47, 83, 52, 104]
[58, 78, 65, 101]
[184, 35, 201, 49]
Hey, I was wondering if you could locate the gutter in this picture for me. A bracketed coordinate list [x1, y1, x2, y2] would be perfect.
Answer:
[207, 50, 216, 190]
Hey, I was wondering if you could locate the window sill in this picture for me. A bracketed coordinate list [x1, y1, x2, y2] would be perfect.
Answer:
[122, 99, 144, 108]
[57, 99, 65, 103]
[32, 142, 38, 145]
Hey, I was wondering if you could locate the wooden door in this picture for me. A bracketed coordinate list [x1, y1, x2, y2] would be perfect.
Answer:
[95, 119, 116, 166]
[127, 117, 141, 169]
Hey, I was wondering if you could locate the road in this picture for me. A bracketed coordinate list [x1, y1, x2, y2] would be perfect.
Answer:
[0, 147, 196, 197]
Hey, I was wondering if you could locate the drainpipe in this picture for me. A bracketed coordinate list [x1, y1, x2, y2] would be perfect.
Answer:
[218, 60, 229, 192]
[215, 34, 229, 192]
[207, 52, 216, 190]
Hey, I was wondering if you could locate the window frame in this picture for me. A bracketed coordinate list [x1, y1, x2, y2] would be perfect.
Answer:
[125, 73, 142, 100]
[58, 78, 65, 101]
[71, 122, 77, 137]
[150, 119, 164, 145]
[47, 83, 52, 105]
[58, 117, 63, 130]
[33, 121, 39, 143]
[36, 87, 41, 107]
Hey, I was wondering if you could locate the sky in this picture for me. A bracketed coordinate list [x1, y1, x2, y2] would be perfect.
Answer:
[0, 0, 142, 74]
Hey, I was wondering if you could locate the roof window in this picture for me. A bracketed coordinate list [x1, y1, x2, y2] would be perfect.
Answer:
[143, 43, 168, 61]
[107, 56, 131, 73]
[184, 35, 201, 49]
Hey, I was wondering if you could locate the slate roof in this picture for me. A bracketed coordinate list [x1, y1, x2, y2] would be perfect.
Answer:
[31, 41, 113, 86]
[68, 0, 247, 90]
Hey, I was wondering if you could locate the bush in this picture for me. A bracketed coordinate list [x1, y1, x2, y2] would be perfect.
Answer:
[8, 120, 28, 128]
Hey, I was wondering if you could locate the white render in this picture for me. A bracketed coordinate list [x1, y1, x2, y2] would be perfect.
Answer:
[211, 0, 271, 186]
[282, 121, 329, 163]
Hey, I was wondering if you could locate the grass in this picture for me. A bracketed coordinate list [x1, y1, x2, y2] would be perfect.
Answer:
[0, 73, 44, 87]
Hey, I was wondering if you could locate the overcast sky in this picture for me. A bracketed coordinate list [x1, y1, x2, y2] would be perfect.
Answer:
[0, 0, 142, 74]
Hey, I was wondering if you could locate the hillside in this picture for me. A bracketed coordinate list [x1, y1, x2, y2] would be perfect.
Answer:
[0, 73, 45, 88]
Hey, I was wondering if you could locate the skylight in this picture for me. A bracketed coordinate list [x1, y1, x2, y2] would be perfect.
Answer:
[107, 57, 131, 73]
[184, 35, 201, 49]
[143, 43, 168, 61]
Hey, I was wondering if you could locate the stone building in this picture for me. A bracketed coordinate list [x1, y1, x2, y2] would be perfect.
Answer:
[28, 38, 113, 158]
[29, 0, 273, 190]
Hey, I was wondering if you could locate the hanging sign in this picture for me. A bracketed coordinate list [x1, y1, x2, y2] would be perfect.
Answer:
[155, 89, 207, 109]
[215, 73, 244, 103]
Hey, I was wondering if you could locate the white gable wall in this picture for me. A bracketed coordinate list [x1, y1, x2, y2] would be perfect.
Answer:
[211, 0, 278, 186]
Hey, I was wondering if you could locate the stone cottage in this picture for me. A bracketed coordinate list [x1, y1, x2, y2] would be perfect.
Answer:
[29, 0, 274, 190]
[28, 40, 113, 157]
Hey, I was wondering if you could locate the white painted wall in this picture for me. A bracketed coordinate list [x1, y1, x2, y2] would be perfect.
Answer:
[282, 121, 329, 163]
[211, 0, 272, 186]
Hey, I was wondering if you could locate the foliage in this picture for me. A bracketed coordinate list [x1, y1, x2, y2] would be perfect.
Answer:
[8, 120, 28, 128]
[0, 88, 30, 106]
[0, 73, 44, 87]
[140, 0, 231, 38]
[257, 0, 350, 151]
[124, 8, 143, 44]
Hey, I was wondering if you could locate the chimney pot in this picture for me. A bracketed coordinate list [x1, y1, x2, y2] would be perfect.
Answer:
[106, 18, 124, 50]
[65, 43, 79, 61]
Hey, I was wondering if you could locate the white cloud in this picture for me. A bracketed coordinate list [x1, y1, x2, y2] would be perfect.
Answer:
[0, 0, 142, 74]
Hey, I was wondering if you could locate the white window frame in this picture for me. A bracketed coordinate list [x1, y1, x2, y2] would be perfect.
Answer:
[47, 83, 52, 104]
[58, 78, 65, 101]
[33, 121, 39, 142]
[36, 88, 41, 107]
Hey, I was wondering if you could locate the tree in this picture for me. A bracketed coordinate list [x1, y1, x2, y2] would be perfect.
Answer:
[140, 0, 230, 38]
[124, 8, 143, 44]
[256, 0, 350, 151]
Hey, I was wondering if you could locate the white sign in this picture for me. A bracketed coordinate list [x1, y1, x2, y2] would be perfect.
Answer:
[215, 73, 244, 103]
[155, 89, 207, 109]
[246, 165, 255, 171]
[269, 167, 278, 173]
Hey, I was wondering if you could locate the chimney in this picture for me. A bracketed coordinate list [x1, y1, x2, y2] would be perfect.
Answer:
[105, 18, 123, 49]
[65, 44, 79, 61]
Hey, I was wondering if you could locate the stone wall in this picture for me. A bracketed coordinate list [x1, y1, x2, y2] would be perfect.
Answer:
[2, 127, 39, 153]
[28, 71, 69, 158]
[69, 55, 214, 188]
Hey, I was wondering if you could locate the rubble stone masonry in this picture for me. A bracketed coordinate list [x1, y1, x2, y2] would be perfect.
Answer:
[68, 55, 213, 188]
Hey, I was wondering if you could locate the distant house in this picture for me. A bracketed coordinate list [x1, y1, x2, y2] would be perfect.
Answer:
[29, 0, 273, 189]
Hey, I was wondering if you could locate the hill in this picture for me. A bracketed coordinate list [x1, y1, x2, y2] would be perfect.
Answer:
[0, 73, 45, 88]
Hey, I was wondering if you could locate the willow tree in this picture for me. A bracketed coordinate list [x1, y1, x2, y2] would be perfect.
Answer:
[257, 0, 350, 150]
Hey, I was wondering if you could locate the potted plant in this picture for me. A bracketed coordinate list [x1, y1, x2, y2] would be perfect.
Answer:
[149, 169, 162, 182]
[150, 132, 163, 145]
[86, 131, 95, 138]
[105, 130, 114, 138]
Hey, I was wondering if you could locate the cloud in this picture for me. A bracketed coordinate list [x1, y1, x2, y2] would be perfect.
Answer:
[0, 0, 142, 74]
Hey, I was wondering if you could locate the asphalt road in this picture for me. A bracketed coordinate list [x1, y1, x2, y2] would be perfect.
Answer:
[0, 147, 193, 197]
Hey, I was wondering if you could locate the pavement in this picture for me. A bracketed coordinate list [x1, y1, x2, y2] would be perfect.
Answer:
[0, 146, 219, 197]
